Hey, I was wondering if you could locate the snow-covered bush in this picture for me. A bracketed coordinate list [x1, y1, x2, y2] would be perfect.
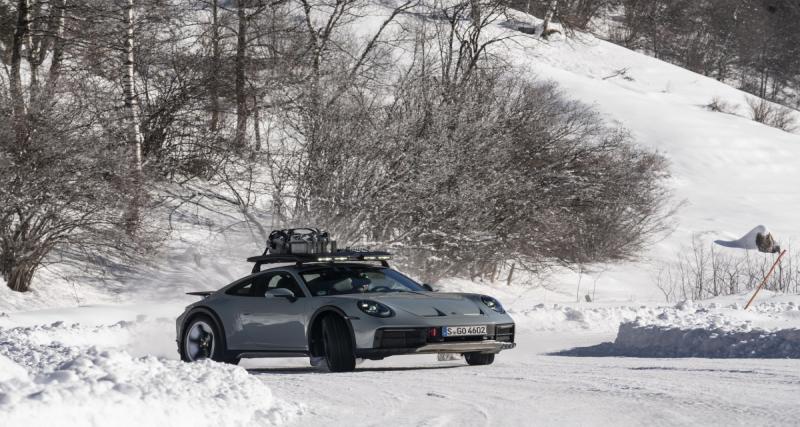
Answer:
[705, 96, 738, 114]
[290, 70, 673, 281]
[0, 97, 142, 292]
[746, 96, 797, 133]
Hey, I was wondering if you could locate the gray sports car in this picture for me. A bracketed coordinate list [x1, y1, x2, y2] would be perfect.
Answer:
[176, 252, 516, 372]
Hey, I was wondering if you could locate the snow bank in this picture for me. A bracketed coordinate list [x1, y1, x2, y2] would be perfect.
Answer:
[609, 322, 800, 358]
[0, 316, 181, 359]
[0, 322, 301, 427]
[555, 298, 800, 358]
[0, 354, 29, 383]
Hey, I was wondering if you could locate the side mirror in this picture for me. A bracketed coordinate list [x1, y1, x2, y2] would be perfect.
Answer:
[265, 288, 297, 302]
[422, 284, 435, 292]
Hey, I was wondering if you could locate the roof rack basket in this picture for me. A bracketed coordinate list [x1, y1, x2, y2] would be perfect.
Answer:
[247, 250, 393, 273]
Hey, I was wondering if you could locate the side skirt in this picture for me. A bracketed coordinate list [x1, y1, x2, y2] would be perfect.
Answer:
[236, 350, 310, 359]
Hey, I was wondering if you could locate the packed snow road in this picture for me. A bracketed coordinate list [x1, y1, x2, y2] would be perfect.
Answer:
[246, 339, 800, 427]
[250, 356, 800, 426]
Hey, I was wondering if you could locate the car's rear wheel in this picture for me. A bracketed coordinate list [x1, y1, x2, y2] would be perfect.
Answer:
[464, 352, 495, 366]
[181, 315, 239, 364]
[321, 315, 356, 372]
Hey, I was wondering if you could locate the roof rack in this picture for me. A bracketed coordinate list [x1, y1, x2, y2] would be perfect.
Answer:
[247, 250, 393, 273]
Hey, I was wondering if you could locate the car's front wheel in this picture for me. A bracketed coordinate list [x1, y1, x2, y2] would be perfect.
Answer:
[180, 315, 238, 364]
[321, 315, 356, 372]
[464, 352, 495, 366]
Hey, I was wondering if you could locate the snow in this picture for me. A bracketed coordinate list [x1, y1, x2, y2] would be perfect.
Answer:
[3, 5, 800, 427]
[4, 289, 799, 426]
[0, 354, 29, 383]
[714, 224, 777, 250]
[609, 321, 800, 358]
[554, 294, 800, 358]
[259, 356, 800, 426]
[0, 316, 302, 427]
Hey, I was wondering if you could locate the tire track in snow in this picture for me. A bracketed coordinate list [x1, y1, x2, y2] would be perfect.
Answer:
[253, 355, 800, 427]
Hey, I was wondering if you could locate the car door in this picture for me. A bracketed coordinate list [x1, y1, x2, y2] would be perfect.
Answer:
[241, 271, 312, 351]
[214, 276, 261, 351]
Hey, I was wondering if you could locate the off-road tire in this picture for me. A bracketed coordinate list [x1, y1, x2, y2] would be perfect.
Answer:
[180, 314, 239, 364]
[322, 315, 356, 372]
[464, 352, 495, 366]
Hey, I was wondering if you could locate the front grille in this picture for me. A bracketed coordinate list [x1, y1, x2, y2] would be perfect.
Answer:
[374, 328, 427, 349]
[375, 324, 515, 348]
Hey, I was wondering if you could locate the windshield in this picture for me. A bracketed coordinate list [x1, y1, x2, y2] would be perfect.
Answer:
[300, 265, 425, 296]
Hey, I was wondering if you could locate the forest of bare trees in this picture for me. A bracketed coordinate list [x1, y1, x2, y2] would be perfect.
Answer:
[0, 0, 674, 292]
[507, 0, 800, 108]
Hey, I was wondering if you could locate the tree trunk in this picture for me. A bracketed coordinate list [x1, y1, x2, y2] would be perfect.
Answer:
[209, 0, 221, 132]
[235, 3, 248, 150]
[0, 239, 40, 293]
[45, 0, 67, 94]
[10, 0, 30, 145]
[541, 0, 558, 37]
[25, 0, 49, 105]
[252, 90, 261, 154]
[2, 259, 38, 293]
[506, 262, 515, 286]
[469, 0, 481, 29]
[122, 0, 144, 234]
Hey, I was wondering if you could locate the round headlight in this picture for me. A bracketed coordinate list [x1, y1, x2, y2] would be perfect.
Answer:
[357, 300, 394, 318]
[481, 296, 505, 313]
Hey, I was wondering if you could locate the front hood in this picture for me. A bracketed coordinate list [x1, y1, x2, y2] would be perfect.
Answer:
[339, 292, 484, 317]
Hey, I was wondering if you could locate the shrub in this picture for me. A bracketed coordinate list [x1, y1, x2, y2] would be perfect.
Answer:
[295, 71, 674, 281]
[655, 234, 799, 302]
[746, 96, 798, 132]
[706, 96, 737, 114]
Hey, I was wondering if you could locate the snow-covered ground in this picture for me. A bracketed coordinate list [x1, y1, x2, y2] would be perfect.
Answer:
[3, 5, 800, 427]
[2, 290, 800, 426]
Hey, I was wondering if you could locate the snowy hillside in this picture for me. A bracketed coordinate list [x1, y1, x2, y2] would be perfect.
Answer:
[499, 11, 800, 301]
[3, 4, 800, 427]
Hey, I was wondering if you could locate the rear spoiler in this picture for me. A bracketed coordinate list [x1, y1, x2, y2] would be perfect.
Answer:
[186, 291, 214, 298]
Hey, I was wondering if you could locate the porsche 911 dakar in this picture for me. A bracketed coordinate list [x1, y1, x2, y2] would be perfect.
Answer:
[176, 229, 516, 372]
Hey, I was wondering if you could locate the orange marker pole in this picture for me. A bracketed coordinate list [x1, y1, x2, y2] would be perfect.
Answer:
[744, 249, 788, 310]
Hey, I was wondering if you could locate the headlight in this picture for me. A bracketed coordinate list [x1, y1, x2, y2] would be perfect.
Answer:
[481, 296, 505, 314]
[357, 300, 394, 318]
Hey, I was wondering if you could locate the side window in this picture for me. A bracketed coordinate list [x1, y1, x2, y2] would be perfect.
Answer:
[227, 280, 254, 297]
[266, 273, 305, 298]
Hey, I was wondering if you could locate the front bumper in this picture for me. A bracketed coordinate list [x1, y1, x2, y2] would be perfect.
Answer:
[355, 340, 516, 358]
[354, 323, 516, 358]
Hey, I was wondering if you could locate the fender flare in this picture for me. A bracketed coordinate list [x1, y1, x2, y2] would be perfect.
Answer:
[307, 305, 357, 354]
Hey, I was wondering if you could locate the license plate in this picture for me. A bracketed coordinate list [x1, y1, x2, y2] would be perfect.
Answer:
[442, 325, 487, 337]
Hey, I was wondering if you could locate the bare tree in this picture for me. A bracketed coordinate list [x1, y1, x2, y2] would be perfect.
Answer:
[234, 0, 249, 150]
[121, 0, 145, 234]
[540, 0, 558, 36]
[209, 0, 222, 132]
[9, 0, 29, 145]
[286, 3, 674, 280]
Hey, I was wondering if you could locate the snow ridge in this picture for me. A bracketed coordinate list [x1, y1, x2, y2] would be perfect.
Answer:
[611, 322, 800, 358]
[0, 322, 301, 427]
[553, 299, 800, 358]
